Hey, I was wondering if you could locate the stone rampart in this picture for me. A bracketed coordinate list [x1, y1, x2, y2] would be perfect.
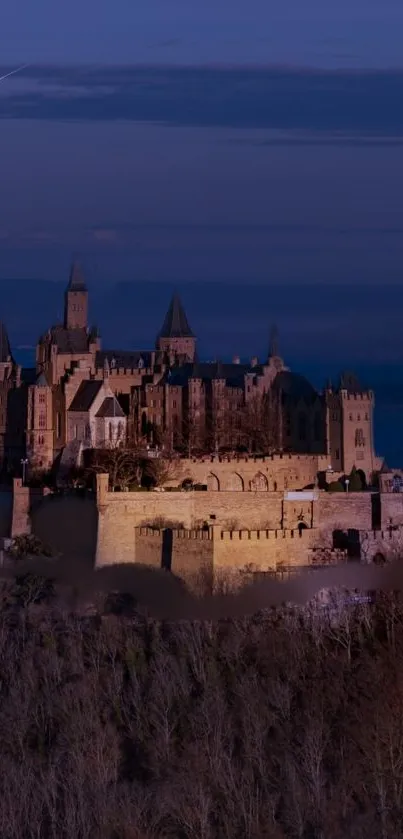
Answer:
[11, 479, 47, 538]
[175, 453, 331, 492]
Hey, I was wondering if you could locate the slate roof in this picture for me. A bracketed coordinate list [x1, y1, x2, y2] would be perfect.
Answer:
[35, 372, 49, 387]
[272, 371, 318, 401]
[339, 371, 365, 394]
[69, 380, 103, 412]
[50, 325, 90, 354]
[95, 350, 152, 370]
[95, 397, 126, 418]
[0, 322, 12, 362]
[67, 261, 87, 292]
[162, 361, 249, 389]
[158, 294, 194, 338]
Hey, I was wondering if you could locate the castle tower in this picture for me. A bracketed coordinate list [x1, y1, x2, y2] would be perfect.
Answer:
[64, 261, 88, 331]
[326, 372, 376, 482]
[26, 372, 54, 472]
[156, 293, 196, 363]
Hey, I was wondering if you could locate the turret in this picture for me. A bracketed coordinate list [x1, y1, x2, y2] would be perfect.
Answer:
[156, 293, 196, 363]
[64, 261, 88, 330]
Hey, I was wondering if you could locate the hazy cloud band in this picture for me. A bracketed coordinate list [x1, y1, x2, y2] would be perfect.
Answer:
[0, 65, 403, 135]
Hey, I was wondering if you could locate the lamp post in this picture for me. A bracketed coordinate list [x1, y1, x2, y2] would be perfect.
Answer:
[345, 478, 350, 495]
[20, 458, 28, 485]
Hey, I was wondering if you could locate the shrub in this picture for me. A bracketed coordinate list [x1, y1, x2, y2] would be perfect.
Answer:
[9, 533, 53, 559]
[327, 480, 344, 492]
[348, 467, 363, 492]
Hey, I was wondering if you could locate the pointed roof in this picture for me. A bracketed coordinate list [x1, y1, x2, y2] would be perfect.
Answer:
[35, 372, 48, 387]
[158, 293, 194, 339]
[67, 261, 87, 293]
[339, 371, 364, 394]
[0, 322, 12, 362]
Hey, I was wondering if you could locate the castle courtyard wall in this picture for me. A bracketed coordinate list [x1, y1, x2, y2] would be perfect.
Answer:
[177, 453, 331, 492]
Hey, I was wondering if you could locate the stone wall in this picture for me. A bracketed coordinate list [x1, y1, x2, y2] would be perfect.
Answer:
[11, 479, 46, 538]
[316, 493, 374, 532]
[175, 453, 331, 492]
[133, 525, 317, 592]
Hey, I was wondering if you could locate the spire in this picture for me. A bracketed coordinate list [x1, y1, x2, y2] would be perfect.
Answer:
[269, 324, 279, 359]
[0, 322, 12, 362]
[67, 261, 87, 292]
[158, 293, 193, 339]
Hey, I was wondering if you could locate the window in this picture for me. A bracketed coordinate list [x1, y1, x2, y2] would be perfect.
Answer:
[349, 414, 353, 421]
[357, 414, 361, 421]
[355, 428, 365, 447]
[39, 413, 46, 429]
[335, 448, 340, 460]
[56, 412, 61, 438]
[365, 413, 369, 421]
[38, 392, 45, 404]
[173, 400, 177, 408]
[109, 422, 113, 441]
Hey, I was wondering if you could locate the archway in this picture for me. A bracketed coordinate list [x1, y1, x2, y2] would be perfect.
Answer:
[206, 473, 220, 491]
[225, 472, 244, 491]
[373, 552, 386, 566]
[250, 472, 268, 491]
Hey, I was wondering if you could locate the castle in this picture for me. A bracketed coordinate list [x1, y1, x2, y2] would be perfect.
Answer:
[0, 263, 380, 484]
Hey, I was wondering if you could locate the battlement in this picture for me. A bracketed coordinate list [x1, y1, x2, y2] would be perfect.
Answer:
[107, 366, 154, 377]
[219, 527, 315, 541]
[138, 526, 212, 540]
[187, 453, 322, 464]
[340, 391, 373, 401]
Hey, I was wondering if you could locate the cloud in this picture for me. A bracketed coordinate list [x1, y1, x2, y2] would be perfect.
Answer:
[0, 65, 403, 137]
[92, 228, 119, 243]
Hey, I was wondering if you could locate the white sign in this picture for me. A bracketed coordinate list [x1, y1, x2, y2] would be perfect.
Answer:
[284, 491, 318, 501]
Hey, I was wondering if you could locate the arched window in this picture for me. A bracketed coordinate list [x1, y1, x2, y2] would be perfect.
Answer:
[355, 428, 365, 447]
[109, 422, 113, 442]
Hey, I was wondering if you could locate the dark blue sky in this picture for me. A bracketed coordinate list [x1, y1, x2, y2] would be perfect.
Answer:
[0, 6, 403, 375]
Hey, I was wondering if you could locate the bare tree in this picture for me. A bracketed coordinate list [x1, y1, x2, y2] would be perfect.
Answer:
[240, 390, 279, 454]
[89, 440, 146, 490]
[144, 455, 183, 488]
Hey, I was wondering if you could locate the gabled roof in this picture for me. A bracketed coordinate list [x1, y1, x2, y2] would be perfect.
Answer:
[272, 370, 318, 401]
[158, 294, 194, 339]
[0, 322, 12, 362]
[50, 325, 90, 354]
[67, 261, 87, 292]
[68, 380, 103, 412]
[95, 397, 126, 418]
[96, 350, 152, 370]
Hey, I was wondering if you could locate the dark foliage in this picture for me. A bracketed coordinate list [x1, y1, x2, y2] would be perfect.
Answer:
[0, 586, 402, 837]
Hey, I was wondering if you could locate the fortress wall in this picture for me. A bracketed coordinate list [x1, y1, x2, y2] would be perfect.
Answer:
[11, 479, 46, 538]
[316, 492, 373, 532]
[213, 527, 317, 574]
[380, 493, 403, 529]
[170, 530, 214, 592]
[179, 454, 325, 491]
